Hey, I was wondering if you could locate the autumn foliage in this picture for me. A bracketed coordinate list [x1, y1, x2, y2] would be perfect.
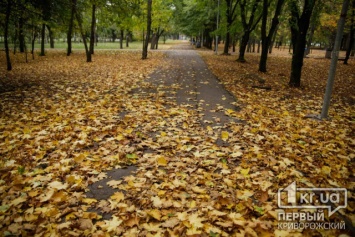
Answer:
[0, 48, 354, 236]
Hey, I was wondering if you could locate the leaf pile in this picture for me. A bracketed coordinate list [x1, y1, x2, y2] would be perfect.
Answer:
[0, 49, 354, 236]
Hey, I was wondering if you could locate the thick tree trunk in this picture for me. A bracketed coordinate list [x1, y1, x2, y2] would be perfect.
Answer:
[76, 10, 91, 62]
[259, 0, 284, 72]
[5, 0, 12, 70]
[67, 0, 75, 56]
[90, 4, 96, 54]
[47, 25, 55, 48]
[289, 0, 316, 87]
[142, 0, 152, 59]
[224, 31, 231, 54]
[238, 0, 263, 62]
[40, 23, 46, 56]
[237, 33, 250, 62]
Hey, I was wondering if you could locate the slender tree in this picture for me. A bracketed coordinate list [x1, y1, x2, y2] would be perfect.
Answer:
[288, 0, 316, 87]
[47, 25, 55, 48]
[67, 0, 76, 56]
[39, 0, 51, 56]
[90, 4, 96, 54]
[40, 23, 46, 56]
[142, 0, 152, 59]
[223, 0, 240, 55]
[237, 0, 263, 62]
[4, 0, 12, 70]
[120, 29, 124, 49]
[259, 0, 285, 72]
[75, 4, 91, 62]
[19, 15, 25, 53]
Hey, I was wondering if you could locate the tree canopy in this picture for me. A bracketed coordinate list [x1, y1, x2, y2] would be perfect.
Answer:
[1, 0, 353, 85]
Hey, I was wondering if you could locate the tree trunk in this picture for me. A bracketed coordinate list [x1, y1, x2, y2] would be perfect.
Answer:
[19, 16, 25, 53]
[151, 33, 156, 49]
[156, 35, 159, 49]
[90, 4, 96, 54]
[142, 0, 152, 59]
[259, 0, 284, 72]
[31, 25, 37, 57]
[344, 0, 355, 64]
[247, 39, 252, 52]
[120, 29, 124, 49]
[40, 23, 46, 56]
[47, 25, 55, 48]
[306, 23, 316, 55]
[155, 29, 164, 49]
[289, 0, 316, 87]
[238, 0, 263, 62]
[257, 39, 260, 53]
[126, 35, 129, 47]
[224, 30, 231, 54]
[76, 10, 91, 62]
[5, 0, 12, 70]
[237, 32, 250, 62]
[269, 26, 278, 53]
[67, 0, 75, 56]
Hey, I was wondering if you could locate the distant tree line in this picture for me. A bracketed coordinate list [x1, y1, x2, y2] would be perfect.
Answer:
[173, 0, 355, 87]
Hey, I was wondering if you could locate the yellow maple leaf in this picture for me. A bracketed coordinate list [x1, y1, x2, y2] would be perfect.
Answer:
[147, 209, 161, 220]
[156, 156, 167, 166]
[321, 166, 331, 175]
[192, 186, 206, 194]
[10, 196, 27, 207]
[151, 196, 163, 208]
[240, 168, 250, 177]
[105, 216, 122, 233]
[188, 212, 205, 229]
[237, 189, 254, 200]
[48, 181, 68, 190]
[110, 192, 124, 202]
[221, 131, 229, 141]
[74, 153, 86, 163]
[82, 198, 98, 205]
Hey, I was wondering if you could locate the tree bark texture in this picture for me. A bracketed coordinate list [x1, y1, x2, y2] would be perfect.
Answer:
[75, 8, 91, 62]
[5, 0, 12, 70]
[90, 4, 96, 54]
[142, 0, 152, 59]
[289, 0, 316, 87]
[67, 0, 76, 56]
[259, 0, 285, 72]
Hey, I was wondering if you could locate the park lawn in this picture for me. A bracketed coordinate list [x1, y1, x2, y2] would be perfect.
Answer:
[0, 48, 354, 236]
[6, 39, 185, 52]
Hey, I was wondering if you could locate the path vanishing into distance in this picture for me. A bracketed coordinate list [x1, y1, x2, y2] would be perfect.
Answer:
[87, 43, 242, 217]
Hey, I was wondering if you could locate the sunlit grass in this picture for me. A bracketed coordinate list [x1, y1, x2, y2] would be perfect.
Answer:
[3, 39, 186, 52]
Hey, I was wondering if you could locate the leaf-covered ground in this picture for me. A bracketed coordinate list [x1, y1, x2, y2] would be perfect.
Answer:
[0, 47, 354, 237]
